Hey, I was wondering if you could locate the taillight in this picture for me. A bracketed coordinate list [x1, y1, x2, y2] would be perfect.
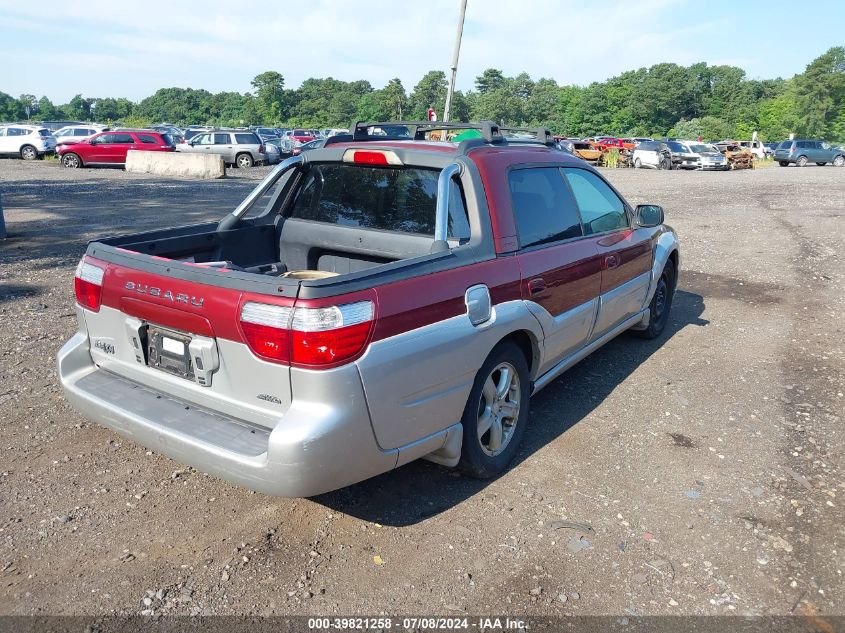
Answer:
[240, 302, 293, 363]
[259, 144, 265, 154]
[239, 300, 374, 368]
[291, 302, 374, 367]
[74, 259, 105, 312]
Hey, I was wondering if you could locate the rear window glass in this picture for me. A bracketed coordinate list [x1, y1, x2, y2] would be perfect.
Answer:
[235, 133, 259, 144]
[288, 164, 470, 240]
[39, 129, 52, 137]
[161, 133, 174, 147]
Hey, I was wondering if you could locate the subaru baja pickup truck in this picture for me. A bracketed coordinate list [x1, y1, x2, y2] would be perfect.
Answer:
[58, 121, 680, 497]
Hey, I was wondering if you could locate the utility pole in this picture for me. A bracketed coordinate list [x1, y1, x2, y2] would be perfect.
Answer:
[443, 0, 468, 123]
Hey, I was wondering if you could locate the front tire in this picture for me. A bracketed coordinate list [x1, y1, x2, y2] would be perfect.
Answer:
[62, 153, 82, 168]
[236, 153, 253, 168]
[458, 342, 530, 479]
[778, 161, 788, 167]
[20, 145, 38, 160]
[633, 259, 675, 340]
[796, 155, 808, 167]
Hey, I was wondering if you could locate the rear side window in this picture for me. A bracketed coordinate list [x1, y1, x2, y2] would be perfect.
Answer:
[289, 164, 470, 240]
[778, 141, 792, 149]
[235, 133, 260, 144]
[214, 133, 230, 144]
[563, 168, 628, 235]
[509, 167, 582, 248]
[7, 128, 25, 136]
[112, 133, 134, 144]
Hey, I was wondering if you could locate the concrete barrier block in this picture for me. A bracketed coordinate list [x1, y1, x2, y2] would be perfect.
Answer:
[125, 151, 225, 179]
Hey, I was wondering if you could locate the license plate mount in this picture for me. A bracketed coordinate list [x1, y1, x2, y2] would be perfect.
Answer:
[146, 325, 194, 381]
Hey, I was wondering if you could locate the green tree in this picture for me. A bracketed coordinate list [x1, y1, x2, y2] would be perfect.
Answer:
[475, 68, 505, 94]
[794, 46, 845, 138]
[409, 71, 447, 119]
[18, 94, 37, 120]
[37, 96, 60, 120]
[0, 91, 23, 120]
[250, 71, 285, 124]
[64, 94, 94, 120]
[668, 116, 732, 141]
[378, 78, 407, 120]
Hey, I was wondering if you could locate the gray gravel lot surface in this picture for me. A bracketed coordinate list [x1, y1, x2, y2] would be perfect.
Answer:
[0, 160, 842, 618]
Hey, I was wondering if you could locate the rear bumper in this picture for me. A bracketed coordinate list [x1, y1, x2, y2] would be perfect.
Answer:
[57, 330, 398, 497]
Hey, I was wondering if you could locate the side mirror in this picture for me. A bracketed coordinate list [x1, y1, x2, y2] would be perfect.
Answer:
[635, 204, 664, 228]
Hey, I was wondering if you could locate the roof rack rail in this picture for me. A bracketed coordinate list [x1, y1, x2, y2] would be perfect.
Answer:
[345, 120, 555, 148]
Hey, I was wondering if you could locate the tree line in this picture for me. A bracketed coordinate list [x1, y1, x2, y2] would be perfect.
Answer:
[2, 46, 843, 142]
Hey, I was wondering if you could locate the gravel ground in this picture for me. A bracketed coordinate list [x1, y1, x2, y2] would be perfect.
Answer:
[0, 159, 842, 619]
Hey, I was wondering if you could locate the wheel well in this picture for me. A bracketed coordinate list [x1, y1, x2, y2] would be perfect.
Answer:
[667, 249, 679, 290]
[499, 330, 539, 378]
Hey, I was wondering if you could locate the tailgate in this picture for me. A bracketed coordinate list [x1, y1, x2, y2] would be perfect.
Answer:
[81, 254, 297, 430]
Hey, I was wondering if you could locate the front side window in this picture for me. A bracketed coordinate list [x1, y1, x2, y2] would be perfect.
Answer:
[563, 168, 628, 235]
[93, 134, 114, 144]
[194, 134, 212, 145]
[508, 167, 582, 248]
[288, 164, 469, 240]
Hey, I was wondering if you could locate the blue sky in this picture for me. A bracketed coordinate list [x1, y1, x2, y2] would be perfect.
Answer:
[2, 0, 843, 103]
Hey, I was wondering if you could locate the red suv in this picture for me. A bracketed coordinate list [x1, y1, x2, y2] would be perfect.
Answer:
[58, 130, 175, 168]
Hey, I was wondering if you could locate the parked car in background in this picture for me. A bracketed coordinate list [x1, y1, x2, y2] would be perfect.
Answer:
[686, 143, 728, 170]
[762, 142, 778, 158]
[58, 130, 175, 168]
[39, 120, 83, 132]
[774, 139, 845, 167]
[253, 127, 282, 139]
[632, 140, 672, 169]
[323, 128, 348, 138]
[177, 129, 265, 167]
[666, 140, 700, 169]
[53, 124, 109, 146]
[286, 129, 316, 144]
[263, 139, 281, 164]
[0, 124, 57, 159]
[738, 140, 766, 160]
[291, 138, 327, 155]
[150, 125, 184, 144]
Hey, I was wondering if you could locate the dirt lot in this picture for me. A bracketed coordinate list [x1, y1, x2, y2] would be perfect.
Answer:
[0, 160, 842, 619]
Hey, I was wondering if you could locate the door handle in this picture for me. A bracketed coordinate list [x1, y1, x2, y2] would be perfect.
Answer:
[604, 255, 620, 269]
[527, 278, 546, 295]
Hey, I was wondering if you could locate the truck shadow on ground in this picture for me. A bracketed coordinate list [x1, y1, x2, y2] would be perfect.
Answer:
[314, 288, 707, 527]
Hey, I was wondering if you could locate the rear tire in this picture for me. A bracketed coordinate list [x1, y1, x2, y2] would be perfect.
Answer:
[796, 155, 808, 167]
[61, 153, 82, 168]
[634, 158, 642, 168]
[834, 155, 845, 167]
[458, 342, 530, 479]
[236, 153, 253, 168]
[633, 259, 675, 340]
[20, 145, 38, 160]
